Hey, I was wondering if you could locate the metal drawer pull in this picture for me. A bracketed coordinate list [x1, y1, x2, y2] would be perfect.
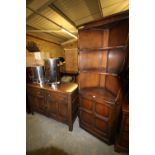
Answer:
[93, 95, 96, 98]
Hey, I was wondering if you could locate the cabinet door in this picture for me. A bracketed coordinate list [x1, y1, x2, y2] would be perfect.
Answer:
[46, 93, 58, 118]
[58, 102, 68, 121]
[27, 91, 45, 114]
[79, 96, 110, 134]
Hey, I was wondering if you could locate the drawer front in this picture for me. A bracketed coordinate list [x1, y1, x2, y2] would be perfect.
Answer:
[46, 91, 68, 104]
[27, 86, 43, 96]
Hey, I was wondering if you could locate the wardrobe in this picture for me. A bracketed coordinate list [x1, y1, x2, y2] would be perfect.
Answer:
[78, 11, 129, 144]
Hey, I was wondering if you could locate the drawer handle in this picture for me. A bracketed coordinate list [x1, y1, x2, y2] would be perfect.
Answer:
[92, 95, 96, 98]
[48, 94, 51, 97]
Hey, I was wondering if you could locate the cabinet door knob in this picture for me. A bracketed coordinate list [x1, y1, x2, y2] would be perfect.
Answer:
[48, 94, 50, 97]
[93, 95, 96, 98]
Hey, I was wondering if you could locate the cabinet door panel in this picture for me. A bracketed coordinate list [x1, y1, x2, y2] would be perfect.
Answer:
[46, 96, 58, 117]
[59, 103, 67, 118]
[95, 117, 108, 133]
[95, 102, 109, 117]
[80, 111, 93, 125]
[80, 97, 93, 111]
[27, 93, 45, 113]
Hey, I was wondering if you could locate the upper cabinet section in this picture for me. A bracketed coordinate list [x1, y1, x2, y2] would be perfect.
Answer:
[78, 31, 103, 49]
[109, 20, 129, 46]
[78, 20, 128, 49]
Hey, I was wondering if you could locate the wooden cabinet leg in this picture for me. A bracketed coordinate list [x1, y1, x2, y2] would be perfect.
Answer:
[69, 124, 73, 131]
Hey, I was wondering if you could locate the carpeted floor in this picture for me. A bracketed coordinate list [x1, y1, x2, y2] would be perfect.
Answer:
[26, 113, 128, 155]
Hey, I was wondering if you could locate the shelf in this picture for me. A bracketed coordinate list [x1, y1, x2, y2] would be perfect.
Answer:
[79, 69, 118, 76]
[80, 87, 116, 103]
[78, 45, 127, 52]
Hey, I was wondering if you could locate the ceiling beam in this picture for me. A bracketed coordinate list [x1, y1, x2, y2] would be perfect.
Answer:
[27, 0, 55, 20]
[49, 3, 77, 28]
[27, 7, 77, 39]
[26, 24, 67, 40]
[98, 0, 103, 17]
[61, 38, 77, 46]
[26, 34, 61, 45]
[26, 0, 35, 6]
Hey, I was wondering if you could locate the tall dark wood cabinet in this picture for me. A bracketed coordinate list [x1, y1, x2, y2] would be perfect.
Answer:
[78, 11, 129, 144]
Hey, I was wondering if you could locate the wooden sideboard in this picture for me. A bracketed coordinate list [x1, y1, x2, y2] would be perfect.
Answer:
[26, 83, 78, 131]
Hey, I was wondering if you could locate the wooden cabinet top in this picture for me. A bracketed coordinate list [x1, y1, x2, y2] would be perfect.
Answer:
[27, 82, 78, 94]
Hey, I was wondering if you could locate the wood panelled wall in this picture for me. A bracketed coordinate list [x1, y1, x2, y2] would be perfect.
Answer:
[26, 35, 64, 66]
[26, 35, 64, 57]
[62, 41, 78, 72]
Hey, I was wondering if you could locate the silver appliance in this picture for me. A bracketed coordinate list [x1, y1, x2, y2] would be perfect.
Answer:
[45, 58, 60, 85]
[29, 65, 45, 84]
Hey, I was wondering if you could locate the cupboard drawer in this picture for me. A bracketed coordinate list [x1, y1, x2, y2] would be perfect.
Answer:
[46, 91, 68, 104]
[27, 86, 43, 96]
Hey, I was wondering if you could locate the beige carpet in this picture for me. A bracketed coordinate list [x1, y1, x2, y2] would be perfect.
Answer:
[26, 113, 128, 155]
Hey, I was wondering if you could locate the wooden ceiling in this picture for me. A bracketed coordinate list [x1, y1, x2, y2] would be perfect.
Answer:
[26, 0, 128, 44]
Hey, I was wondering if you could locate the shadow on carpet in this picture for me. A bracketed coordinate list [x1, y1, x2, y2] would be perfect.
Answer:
[26, 146, 72, 155]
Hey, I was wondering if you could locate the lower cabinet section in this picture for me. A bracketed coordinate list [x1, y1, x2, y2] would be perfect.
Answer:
[79, 94, 121, 144]
[27, 83, 78, 131]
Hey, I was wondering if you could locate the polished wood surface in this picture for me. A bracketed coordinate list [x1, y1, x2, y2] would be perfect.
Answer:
[115, 99, 129, 152]
[27, 82, 78, 131]
[27, 82, 78, 93]
[78, 11, 129, 144]
[78, 10, 128, 30]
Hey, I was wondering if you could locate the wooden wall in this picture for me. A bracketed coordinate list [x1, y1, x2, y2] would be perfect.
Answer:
[62, 41, 78, 72]
[26, 35, 64, 66]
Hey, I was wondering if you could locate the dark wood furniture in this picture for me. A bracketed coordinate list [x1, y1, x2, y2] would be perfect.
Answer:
[115, 99, 129, 152]
[78, 11, 129, 144]
[26, 83, 78, 131]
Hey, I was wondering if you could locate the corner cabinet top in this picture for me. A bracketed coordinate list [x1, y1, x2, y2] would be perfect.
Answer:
[26, 82, 78, 94]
